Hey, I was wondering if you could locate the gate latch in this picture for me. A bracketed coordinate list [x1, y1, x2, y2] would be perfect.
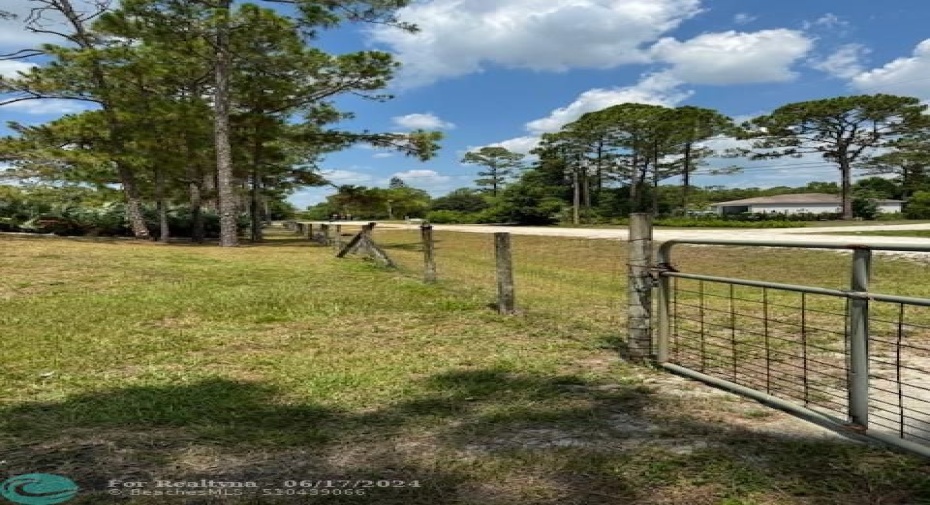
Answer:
[647, 262, 678, 286]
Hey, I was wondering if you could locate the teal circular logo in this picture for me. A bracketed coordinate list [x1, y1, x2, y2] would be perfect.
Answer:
[0, 474, 78, 505]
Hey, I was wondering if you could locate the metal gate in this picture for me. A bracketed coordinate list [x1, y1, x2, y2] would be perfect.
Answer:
[654, 239, 930, 457]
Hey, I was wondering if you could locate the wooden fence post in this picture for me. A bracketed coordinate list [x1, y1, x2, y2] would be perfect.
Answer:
[421, 224, 437, 283]
[321, 223, 331, 245]
[628, 213, 654, 361]
[495, 232, 516, 315]
[333, 224, 342, 251]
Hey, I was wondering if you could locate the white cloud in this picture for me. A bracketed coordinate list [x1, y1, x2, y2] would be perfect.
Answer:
[733, 13, 756, 25]
[480, 72, 690, 157]
[321, 169, 376, 186]
[0, 60, 35, 78]
[851, 39, 930, 99]
[802, 13, 848, 31]
[372, 152, 395, 159]
[370, 0, 702, 87]
[525, 72, 690, 135]
[392, 169, 451, 183]
[650, 30, 814, 85]
[0, 0, 115, 52]
[391, 169, 467, 195]
[391, 112, 455, 130]
[488, 135, 542, 155]
[811, 44, 870, 79]
[1, 99, 89, 115]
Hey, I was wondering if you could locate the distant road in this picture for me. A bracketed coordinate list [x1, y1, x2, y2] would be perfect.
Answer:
[374, 222, 930, 248]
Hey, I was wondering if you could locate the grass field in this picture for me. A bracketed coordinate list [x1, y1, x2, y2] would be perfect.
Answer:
[829, 230, 930, 239]
[2, 228, 930, 504]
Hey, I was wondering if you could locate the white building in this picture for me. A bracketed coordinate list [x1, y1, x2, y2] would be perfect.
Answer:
[710, 193, 903, 216]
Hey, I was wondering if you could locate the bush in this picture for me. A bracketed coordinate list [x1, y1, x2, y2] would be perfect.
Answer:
[426, 210, 473, 224]
[852, 195, 879, 220]
[654, 218, 807, 228]
[905, 192, 930, 219]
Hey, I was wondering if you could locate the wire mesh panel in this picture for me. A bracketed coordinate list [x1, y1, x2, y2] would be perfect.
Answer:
[374, 228, 498, 303]
[668, 277, 850, 420]
[373, 228, 626, 343]
[868, 301, 930, 445]
[511, 235, 626, 341]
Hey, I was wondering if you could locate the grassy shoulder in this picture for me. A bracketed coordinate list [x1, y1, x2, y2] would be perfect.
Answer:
[824, 230, 930, 239]
[1, 230, 929, 504]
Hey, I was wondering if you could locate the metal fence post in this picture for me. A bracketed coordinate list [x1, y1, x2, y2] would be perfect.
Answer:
[628, 213, 654, 361]
[848, 247, 872, 429]
[495, 232, 516, 315]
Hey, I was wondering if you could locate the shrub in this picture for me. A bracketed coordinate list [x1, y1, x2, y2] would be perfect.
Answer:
[852, 194, 879, 220]
[654, 218, 807, 228]
[905, 191, 930, 219]
[426, 210, 470, 224]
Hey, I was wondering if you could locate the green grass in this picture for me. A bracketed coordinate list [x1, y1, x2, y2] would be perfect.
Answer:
[827, 230, 930, 239]
[2, 229, 930, 504]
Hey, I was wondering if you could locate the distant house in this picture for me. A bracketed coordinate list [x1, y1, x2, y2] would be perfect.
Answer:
[709, 193, 903, 216]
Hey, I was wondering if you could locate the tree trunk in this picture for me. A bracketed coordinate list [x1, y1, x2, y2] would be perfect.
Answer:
[249, 127, 264, 242]
[184, 134, 205, 243]
[840, 160, 853, 219]
[250, 170, 262, 242]
[45, 0, 150, 239]
[214, 0, 238, 246]
[116, 162, 151, 239]
[572, 168, 580, 225]
[203, 171, 217, 211]
[629, 154, 640, 214]
[155, 166, 169, 242]
[681, 142, 692, 215]
[652, 140, 660, 216]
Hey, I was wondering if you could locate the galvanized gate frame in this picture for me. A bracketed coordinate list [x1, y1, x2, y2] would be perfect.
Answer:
[653, 239, 930, 458]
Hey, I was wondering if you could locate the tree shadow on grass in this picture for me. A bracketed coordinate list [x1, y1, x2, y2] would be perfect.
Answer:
[2, 371, 929, 504]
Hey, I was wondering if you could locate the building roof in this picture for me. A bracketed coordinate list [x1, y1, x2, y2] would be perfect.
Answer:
[711, 193, 903, 207]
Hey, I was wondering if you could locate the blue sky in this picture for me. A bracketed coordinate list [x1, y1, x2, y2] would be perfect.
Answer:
[2, 0, 929, 208]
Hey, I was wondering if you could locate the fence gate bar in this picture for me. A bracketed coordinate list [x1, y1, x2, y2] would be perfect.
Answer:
[654, 239, 930, 459]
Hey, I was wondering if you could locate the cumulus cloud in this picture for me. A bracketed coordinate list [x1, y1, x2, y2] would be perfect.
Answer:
[650, 30, 814, 85]
[525, 73, 689, 135]
[851, 39, 930, 99]
[484, 72, 690, 156]
[391, 113, 455, 130]
[810, 44, 870, 79]
[733, 13, 756, 25]
[370, 0, 702, 88]
[488, 136, 543, 155]
[391, 169, 467, 195]
[1, 99, 89, 115]
[321, 169, 377, 186]
[0, 60, 35, 78]
[802, 13, 848, 31]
